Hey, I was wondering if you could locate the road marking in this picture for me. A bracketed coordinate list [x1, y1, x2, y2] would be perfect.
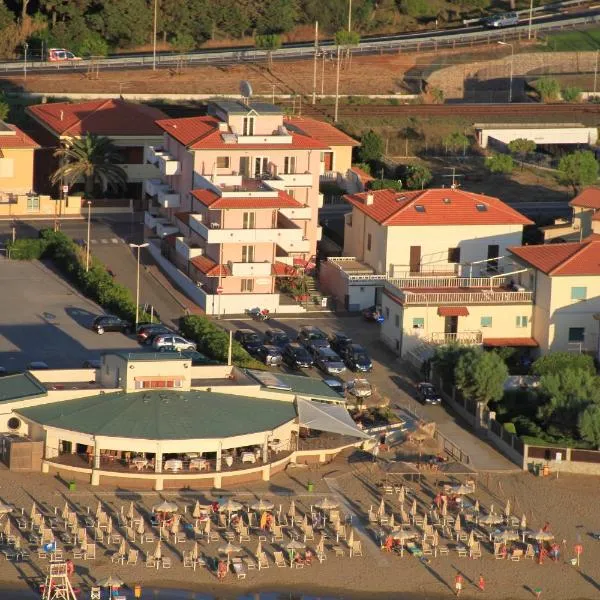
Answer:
[100, 238, 109, 244]
[90, 239, 98, 244]
[110, 238, 119, 244]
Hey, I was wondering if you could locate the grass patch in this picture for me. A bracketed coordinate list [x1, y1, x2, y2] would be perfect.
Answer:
[539, 27, 600, 52]
[520, 436, 593, 449]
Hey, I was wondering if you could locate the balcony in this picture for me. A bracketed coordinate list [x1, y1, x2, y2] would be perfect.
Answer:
[385, 283, 533, 305]
[145, 146, 181, 176]
[279, 206, 312, 220]
[175, 237, 204, 261]
[387, 275, 510, 289]
[267, 173, 313, 190]
[156, 222, 179, 238]
[120, 163, 160, 181]
[144, 178, 165, 197]
[228, 261, 272, 277]
[144, 211, 170, 230]
[428, 331, 483, 345]
[157, 188, 181, 209]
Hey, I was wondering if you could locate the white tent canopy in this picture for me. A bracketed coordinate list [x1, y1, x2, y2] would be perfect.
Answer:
[297, 398, 371, 439]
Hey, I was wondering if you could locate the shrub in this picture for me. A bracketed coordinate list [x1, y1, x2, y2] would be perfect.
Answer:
[535, 77, 560, 102]
[561, 86, 582, 103]
[6, 238, 47, 260]
[485, 153, 514, 174]
[404, 164, 432, 190]
[503, 422, 517, 435]
[358, 130, 384, 163]
[369, 178, 402, 191]
[532, 352, 595, 377]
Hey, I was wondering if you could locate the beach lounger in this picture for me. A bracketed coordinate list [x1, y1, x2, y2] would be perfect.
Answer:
[494, 543, 505, 560]
[238, 527, 250, 543]
[232, 557, 247, 579]
[208, 531, 219, 543]
[303, 525, 314, 542]
[405, 542, 423, 557]
[127, 549, 139, 566]
[176, 532, 187, 544]
[333, 546, 345, 557]
[90, 587, 101, 600]
[383, 485, 393, 495]
[162, 557, 172, 568]
[143, 533, 155, 544]
[243, 557, 256, 570]
[422, 542, 433, 556]
[145, 557, 156, 568]
[470, 542, 482, 559]
[274, 551, 287, 567]
[84, 544, 96, 560]
[368, 509, 377, 523]
[183, 553, 194, 568]
[438, 545, 449, 556]
[525, 544, 535, 560]
[225, 531, 235, 542]
[457, 545, 468, 558]
[511, 549, 523, 562]
[271, 525, 284, 543]
[350, 541, 363, 557]
[258, 552, 269, 570]
[111, 552, 125, 565]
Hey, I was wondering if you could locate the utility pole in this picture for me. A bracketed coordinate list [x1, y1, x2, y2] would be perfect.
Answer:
[334, 46, 341, 122]
[348, 0, 352, 32]
[527, 0, 534, 40]
[312, 21, 319, 104]
[152, 0, 158, 71]
[85, 201, 92, 272]
[594, 49, 599, 96]
[321, 51, 326, 96]
[498, 41, 514, 103]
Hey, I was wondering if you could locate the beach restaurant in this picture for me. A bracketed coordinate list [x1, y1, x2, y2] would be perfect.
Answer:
[0, 353, 370, 490]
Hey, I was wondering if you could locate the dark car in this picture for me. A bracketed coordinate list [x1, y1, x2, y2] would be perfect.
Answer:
[263, 328, 290, 348]
[82, 359, 102, 369]
[234, 329, 263, 354]
[323, 377, 345, 396]
[329, 332, 353, 355]
[342, 344, 373, 372]
[417, 382, 442, 405]
[92, 315, 132, 335]
[137, 324, 172, 344]
[254, 345, 283, 367]
[315, 347, 346, 375]
[362, 305, 384, 323]
[297, 326, 330, 355]
[282, 343, 314, 369]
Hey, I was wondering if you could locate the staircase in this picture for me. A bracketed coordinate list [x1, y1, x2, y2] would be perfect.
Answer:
[303, 274, 329, 311]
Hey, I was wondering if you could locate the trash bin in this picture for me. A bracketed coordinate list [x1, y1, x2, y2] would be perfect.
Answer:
[68, 481, 76, 492]
[307, 481, 314, 492]
[532, 464, 540, 477]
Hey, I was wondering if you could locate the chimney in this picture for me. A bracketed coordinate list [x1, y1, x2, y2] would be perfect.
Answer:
[218, 122, 228, 132]
[365, 193, 374, 206]
[59, 110, 64, 121]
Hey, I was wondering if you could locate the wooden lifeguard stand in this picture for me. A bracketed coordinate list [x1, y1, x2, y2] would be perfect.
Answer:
[42, 561, 77, 600]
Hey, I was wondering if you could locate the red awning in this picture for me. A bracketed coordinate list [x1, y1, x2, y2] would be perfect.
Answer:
[483, 337, 538, 348]
[437, 306, 469, 317]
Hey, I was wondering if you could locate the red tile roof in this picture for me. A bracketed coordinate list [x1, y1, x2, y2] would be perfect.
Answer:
[0, 123, 39, 149]
[191, 188, 303, 210]
[272, 262, 297, 277]
[437, 306, 469, 317]
[26, 99, 167, 137]
[156, 116, 327, 150]
[483, 337, 538, 347]
[189, 255, 231, 277]
[509, 240, 600, 275]
[344, 188, 533, 226]
[569, 187, 600, 210]
[285, 117, 359, 147]
[350, 166, 375, 183]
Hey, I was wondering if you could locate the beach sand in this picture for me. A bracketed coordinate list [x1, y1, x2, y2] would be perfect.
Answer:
[0, 455, 598, 600]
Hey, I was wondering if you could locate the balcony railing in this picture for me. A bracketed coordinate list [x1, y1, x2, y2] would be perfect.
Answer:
[157, 188, 180, 209]
[146, 146, 180, 176]
[144, 211, 169, 230]
[388, 275, 510, 289]
[397, 289, 533, 305]
[279, 206, 312, 220]
[428, 331, 483, 345]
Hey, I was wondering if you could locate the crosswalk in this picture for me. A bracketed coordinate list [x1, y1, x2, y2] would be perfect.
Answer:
[89, 238, 124, 245]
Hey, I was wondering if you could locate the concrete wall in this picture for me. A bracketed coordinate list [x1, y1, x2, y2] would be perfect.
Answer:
[479, 127, 598, 148]
[0, 148, 35, 194]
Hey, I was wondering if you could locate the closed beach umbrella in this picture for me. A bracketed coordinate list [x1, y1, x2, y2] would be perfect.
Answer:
[410, 499, 417, 517]
[389, 513, 395, 528]
[95, 502, 102, 519]
[29, 503, 37, 520]
[441, 500, 448, 518]
[251, 499, 274, 512]
[136, 519, 145, 536]
[422, 513, 428, 529]
[61, 502, 69, 520]
[432, 530, 439, 548]
[153, 541, 162, 560]
[170, 515, 180, 535]
[106, 518, 113, 535]
[192, 501, 202, 520]
[530, 530, 554, 542]
[520, 514, 527, 530]
[127, 501, 135, 522]
[397, 486, 405, 505]
[315, 498, 338, 511]
[454, 514, 462, 534]
[504, 499, 511, 518]
[400, 507, 409, 525]
[302, 513, 308, 527]
[13, 537, 21, 550]
[3, 519, 11, 537]
[467, 529, 475, 548]
[153, 501, 178, 513]
[96, 575, 124, 589]
[474, 500, 480, 513]
[255, 540, 262, 559]
[347, 528, 354, 547]
[118, 538, 127, 556]
[286, 539, 305, 550]
[204, 518, 211, 534]
[377, 498, 385, 518]
[316, 535, 325, 555]
[219, 499, 242, 513]
[288, 500, 296, 520]
[191, 541, 199, 561]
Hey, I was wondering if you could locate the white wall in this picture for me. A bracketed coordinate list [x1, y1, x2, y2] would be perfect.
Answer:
[479, 127, 598, 148]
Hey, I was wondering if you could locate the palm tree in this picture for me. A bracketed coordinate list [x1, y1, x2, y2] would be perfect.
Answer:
[51, 134, 128, 198]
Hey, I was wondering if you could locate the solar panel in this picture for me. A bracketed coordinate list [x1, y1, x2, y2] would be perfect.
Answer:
[415, 205, 425, 212]
[476, 203, 488, 212]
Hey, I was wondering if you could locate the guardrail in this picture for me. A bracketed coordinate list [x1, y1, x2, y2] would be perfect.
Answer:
[0, 12, 597, 74]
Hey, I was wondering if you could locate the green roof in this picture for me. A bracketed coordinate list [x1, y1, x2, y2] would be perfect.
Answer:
[269, 373, 343, 399]
[113, 352, 190, 362]
[0, 372, 47, 403]
[17, 390, 296, 440]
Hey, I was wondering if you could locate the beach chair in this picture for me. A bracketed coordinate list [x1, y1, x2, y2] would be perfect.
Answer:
[243, 557, 256, 570]
[176, 531, 187, 544]
[303, 525, 315, 542]
[225, 530, 235, 542]
[271, 525, 284, 543]
[232, 557, 247, 579]
[494, 543, 505, 560]
[84, 544, 96, 560]
[336, 525, 346, 543]
[93, 528, 103, 543]
[183, 552, 194, 568]
[350, 541, 363, 557]
[162, 557, 172, 568]
[422, 541, 433, 556]
[457, 545, 468, 558]
[126, 527, 135, 542]
[470, 542, 482, 559]
[110, 533, 122, 545]
[329, 510, 340, 524]
[438, 544, 449, 556]
[274, 551, 287, 567]
[143, 533, 155, 544]
[218, 514, 227, 528]
[368, 509, 377, 524]
[208, 530, 219, 543]
[72, 547, 84, 560]
[238, 526, 250, 543]
[90, 587, 101, 600]
[258, 552, 269, 570]
[525, 544, 535, 560]
[145, 556, 156, 568]
[127, 549, 139, 566]
[511, 548, 523, 562]
[383, 485, 393, 495]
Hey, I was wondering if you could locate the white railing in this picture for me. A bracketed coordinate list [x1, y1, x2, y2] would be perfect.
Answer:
[388, 276, 510, 289]
[390, 266, 459, 278]
[398, 290, 533, 304]
[428, 331, 483, 345]
[157, 189, 181, 208]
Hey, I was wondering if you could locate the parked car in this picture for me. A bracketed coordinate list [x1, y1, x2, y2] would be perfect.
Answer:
[82, 359, 102, 369]
[323, 377, 345, 396]
[315, 347, 346, 375]
[153, 334, 196, 352]
[282, 343, 314, 369]
[329, 332, 353, 355]
[362, 305, 384, 323]
[346, 378, 373, 399]
[483, 12, 518, 28]
[297, 326, 330, 355]
[342, 344, 373, 372]
[27, 361, 49, 370]
[263, 328, 290, 348]
[234, 329, 263, 354]
[137, 324, 172, 344]
[48, 48, 82, 61]
[417, 382, 442, 405]
[92, 315, 132, 335]
[254, 345, 283, 367]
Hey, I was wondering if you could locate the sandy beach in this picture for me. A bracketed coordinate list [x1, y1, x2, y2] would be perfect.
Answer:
[0, 453, 598, 600]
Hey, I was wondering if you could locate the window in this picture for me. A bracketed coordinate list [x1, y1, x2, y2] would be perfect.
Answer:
[448, 247, 461, 264]
[241, 245, 255, 263]
[367, 234, 372, 251]
[412, 318, 425, 329]
[287, 189, 296, 199]
[242, 212, 256, 229]
[135, 378, 183, 390]
[254, 156, 268, 177]
[385, 307, 390, 319]
[480, 316, 492, 328]
[26, 196, 40, 212]
[284, 156, 296, 174]
[243, 116, 254, 135]
[569, 327, 585, 343]
[571, 286, 587, 301]
[394, 314, 400, 327]
[516, 316, 528, 328]
[0, 158, 14, 178]
[241, 278, 254, 292]
[216, 156, 230, 169]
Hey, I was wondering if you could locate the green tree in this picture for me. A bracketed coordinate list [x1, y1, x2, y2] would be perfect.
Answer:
[256, 0, 297, 34]
[358, 130, 384, 163]
[561, 86, 582, 103]
[431, 343, 471, 385]
[532, 352, 595, 377]
[443, 131, 469, 155]
[255, 33, 282, 68]
[485, 153, 513, 174]
[400, 0, 436, 18]
[94, 0, 153, 48]
[334, 29, 360, 69]
[558, 150, 599, 194]
[535, 77, 560, 102]
[170, 32, 195, 53]
[50, 134, 127, 199]
[455, 349, 508, 405]
[579, 404, 600, 447]
[508, 138, 536, 159]
[0, 94, 9, 121]
[369, 179, 402, 191]
[404, 164, 432, 190]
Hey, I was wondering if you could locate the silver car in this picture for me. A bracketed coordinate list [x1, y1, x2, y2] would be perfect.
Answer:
[315, 348, 346, 375]
[153, 334, 196, 352]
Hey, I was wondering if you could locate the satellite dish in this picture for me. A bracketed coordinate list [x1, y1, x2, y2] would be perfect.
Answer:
[240, 80, 253, 101]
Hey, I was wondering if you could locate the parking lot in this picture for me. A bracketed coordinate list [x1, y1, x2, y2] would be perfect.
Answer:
[0, 259, 142, 371]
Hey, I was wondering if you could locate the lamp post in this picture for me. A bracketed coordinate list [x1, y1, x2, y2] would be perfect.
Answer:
[152, 0, 158, 71]
[129, 242, 149, 327]
[528, 0, 534, 40]
[23, 42, 28, 81]
[85, 201, 92, 272]
[498, 41, 514, 103]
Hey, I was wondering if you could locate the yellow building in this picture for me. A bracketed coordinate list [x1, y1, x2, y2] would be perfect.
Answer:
[0, 120, 38, 196]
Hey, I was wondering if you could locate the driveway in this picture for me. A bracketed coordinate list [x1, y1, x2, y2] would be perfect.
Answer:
[0, 258, 143, 370]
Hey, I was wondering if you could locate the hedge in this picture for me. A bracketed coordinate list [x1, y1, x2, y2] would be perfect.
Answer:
[180, 315, 266, 369]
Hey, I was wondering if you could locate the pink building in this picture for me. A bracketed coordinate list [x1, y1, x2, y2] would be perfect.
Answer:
[144, 100, 334, 315]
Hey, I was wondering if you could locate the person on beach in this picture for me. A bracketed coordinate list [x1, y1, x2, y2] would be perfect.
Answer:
[454, 573, 464, 596]
[478, 574, 485, 592]
[217, 560, 227, 580]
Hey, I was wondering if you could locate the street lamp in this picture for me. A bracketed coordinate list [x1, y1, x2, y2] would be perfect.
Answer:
[498, 41, 514, 103]
[85, 200, 92, 272]
[152, 0, 158, 71]
[23, 42, 28, 81]
[129, 242, 149, 327]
